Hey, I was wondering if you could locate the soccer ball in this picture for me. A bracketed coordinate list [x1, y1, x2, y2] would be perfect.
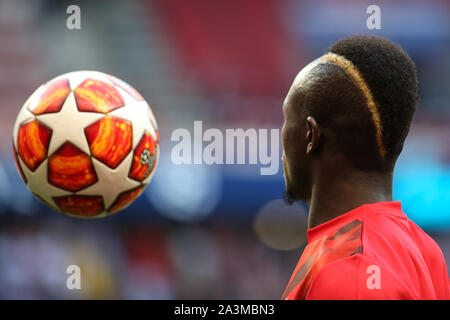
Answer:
[12, 71, 159, 218]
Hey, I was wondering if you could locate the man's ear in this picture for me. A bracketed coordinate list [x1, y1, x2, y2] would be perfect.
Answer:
[305, 116, 320, 155]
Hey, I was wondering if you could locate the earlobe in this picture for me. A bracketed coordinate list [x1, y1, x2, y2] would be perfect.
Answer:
[306, 142, 313, 155]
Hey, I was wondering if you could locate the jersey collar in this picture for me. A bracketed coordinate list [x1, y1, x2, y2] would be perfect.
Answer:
[307, 201, 404, 243]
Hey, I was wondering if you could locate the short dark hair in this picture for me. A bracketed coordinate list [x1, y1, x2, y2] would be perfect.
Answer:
[302, 35, 419, 170]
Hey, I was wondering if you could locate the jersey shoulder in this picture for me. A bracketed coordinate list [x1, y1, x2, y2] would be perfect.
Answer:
[306, 212, 450, 300]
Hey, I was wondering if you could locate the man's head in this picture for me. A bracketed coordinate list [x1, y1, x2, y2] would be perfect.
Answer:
[282, 35, 419, 204]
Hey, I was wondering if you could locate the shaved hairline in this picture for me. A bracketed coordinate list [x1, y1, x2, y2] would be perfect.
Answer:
[289, 53, 386, 160]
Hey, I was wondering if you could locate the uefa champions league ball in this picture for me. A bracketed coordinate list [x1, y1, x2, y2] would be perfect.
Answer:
[12, 71, 159, 218]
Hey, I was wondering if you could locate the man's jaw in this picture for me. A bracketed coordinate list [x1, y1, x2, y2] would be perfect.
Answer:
[283, 189, 296, 206]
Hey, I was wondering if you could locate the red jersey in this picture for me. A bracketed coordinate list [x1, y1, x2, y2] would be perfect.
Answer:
[282, 201, 450, 300]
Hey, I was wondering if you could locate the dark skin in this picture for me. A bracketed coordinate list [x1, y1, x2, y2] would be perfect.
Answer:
[281, 62, 393, 229]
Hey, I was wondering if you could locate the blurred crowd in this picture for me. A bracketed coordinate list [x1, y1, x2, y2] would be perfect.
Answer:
[0, 219, 300, 299]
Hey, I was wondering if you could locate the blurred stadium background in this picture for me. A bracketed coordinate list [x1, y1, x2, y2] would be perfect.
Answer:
[0, 0, 449, 299]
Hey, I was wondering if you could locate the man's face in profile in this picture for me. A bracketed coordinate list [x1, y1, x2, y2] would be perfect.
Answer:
[281, 59, 322, 204]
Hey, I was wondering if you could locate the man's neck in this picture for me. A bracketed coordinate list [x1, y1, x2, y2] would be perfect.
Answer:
[307, 169, 393, 229]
